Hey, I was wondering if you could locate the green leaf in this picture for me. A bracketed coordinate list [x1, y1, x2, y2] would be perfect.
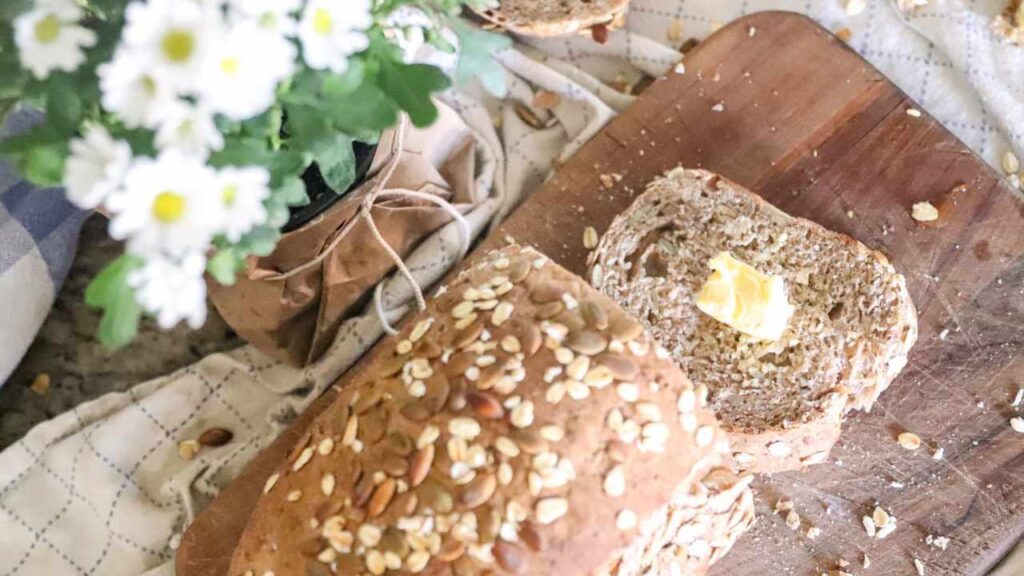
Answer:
[85, 255, 144, 349]
[320, 82, 400, 134]
[44, 73, 83, 133]
[322, 59, 366, 97]
[449, 19, 510, 97]
[239, 226, 281, 256]
[311, 133, 356, 193]
[20, 142, 68, 186]
[275, 175, 310, 206]
[241, 105, 283, 139]
[207, 248, 245, 286]
[0, 0, 31, 20]
[210, 137, 272, 167]
[378, 61, 450, 128]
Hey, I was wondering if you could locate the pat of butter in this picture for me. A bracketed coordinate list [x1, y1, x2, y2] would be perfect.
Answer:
[695, 252, 794, 341]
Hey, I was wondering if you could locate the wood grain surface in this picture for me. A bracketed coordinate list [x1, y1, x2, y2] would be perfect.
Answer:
[178, 11, 1024, 576]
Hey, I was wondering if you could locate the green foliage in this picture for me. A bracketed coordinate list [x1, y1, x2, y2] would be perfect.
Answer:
[85, 255, 144, 349]
[449, 18, 510, 97]
[0, 0, 509, 344]
[379, 60, 450, 127]
[310, 133, 356, 192]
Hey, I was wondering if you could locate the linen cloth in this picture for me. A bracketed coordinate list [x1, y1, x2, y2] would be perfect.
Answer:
[1, 1, 1021, 575]
[0, 109, 87, 387]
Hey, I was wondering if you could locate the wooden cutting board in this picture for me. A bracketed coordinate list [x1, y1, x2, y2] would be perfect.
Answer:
[177, 11, 1024, 576]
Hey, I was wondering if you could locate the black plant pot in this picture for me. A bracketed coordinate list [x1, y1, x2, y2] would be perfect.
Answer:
[281, 140, 378, 233]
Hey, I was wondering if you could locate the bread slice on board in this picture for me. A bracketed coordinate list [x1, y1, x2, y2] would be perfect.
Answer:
[588, 169, 917, 474]
[230, 245, 755, 576]
[474, 0, 630, 37]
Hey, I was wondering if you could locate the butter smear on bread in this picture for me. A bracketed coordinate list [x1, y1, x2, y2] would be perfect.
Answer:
[695, 252, 794, 341]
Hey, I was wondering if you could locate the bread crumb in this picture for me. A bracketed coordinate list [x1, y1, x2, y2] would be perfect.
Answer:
[806, 525, 821, 539]
[674, 62, 686, 75]
[898, 431, 922, 450]
[835, 27, 853, 42]
[775, 498, 794, 513]
[863, 554, 871, 568]
[1003, 150, 1020, 174]
[1012, 387, 1023, 407]
[748, 26, 757, 37]
[533, 91, 561, 110]
[785, 509, 801, 530]
[666, 19, 684, 43]
[932, 446, 944, 460]
[1011, 417, 1024, 433]
[911, 201, 939, 222]
[926, 534, 950, 550]
[711, 102, 724, 112]
[30, 373, 50, 395]
[907, 108, 922, 117]
[846, 0, 867, 15]
[914, 557, 926, 575]
[178, 439, 201, 460]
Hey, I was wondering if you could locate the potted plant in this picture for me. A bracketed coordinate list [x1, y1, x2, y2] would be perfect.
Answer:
[0, 0, 508, 347]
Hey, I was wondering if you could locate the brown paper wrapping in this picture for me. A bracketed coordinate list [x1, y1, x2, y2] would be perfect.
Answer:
[208, 104, 477, 366]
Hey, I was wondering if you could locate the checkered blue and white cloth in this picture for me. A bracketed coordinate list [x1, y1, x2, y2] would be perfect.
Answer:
[0, 1, 1022, 575]
[0, 109, 87, 387]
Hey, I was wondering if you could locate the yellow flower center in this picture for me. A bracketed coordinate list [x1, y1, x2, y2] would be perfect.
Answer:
[259, 12, 276, 28]
[161, 29, 195, 63]
[153, 191, 187, 223]
[34, 14, 61, 44]
[221, 185, 238, 206]
[313, 8, 333, 35]
[220, 56, 240, 75]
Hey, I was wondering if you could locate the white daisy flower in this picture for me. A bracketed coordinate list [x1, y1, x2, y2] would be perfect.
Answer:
[214, 166, 270, 242]
[107, 150, 221, 258]
[120, 0, 222, 93]
[63, 124, 132, 210]
[199, 22, 296, 120]
[229, 0, 301, 36]
[385, 6, 431, 63]
[13, 0, 96, 79]
[129, 251, 208, 329]
[98, 50, 178, 129]
[155, 102, 224, 158]
[298, 0, 372, 73]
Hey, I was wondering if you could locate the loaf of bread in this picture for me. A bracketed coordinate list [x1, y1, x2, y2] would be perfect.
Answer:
[475, 0, 629, 38]
[230, 244, 755, 576]
[588, 169, 917, 473]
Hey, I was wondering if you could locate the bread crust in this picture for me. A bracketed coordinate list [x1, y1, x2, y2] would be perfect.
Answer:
[589, 169, 918, 474]
[230, 244, 755, 575]
[473, 0, 630, 38]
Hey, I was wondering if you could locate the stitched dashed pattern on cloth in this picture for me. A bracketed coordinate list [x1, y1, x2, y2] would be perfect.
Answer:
[1, 1, 1021, 575]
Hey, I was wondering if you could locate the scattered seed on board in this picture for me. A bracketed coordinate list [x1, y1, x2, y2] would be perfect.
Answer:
[583, 226, 599, 249]
[906, 108, 922, 117]
[1011, 417, 1024, 433]
[898, 432, 922, 450]
[785, 510, 801, 530]
[911, 201, 939, 222]
[616, 508, 637, 530]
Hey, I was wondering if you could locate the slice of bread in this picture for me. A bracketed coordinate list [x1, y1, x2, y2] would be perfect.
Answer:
[588, 169, 917, 473]
[475, 0, 630, 37]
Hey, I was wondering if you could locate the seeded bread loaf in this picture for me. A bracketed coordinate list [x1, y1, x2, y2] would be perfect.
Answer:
[230, 244, 755, 576]
[588, 169, 917, 473]
[475, 0, 629, 38]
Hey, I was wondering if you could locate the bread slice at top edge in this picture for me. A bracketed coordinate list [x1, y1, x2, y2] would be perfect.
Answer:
[588, 168, 917, 473]
[475, 0, 630, 37]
